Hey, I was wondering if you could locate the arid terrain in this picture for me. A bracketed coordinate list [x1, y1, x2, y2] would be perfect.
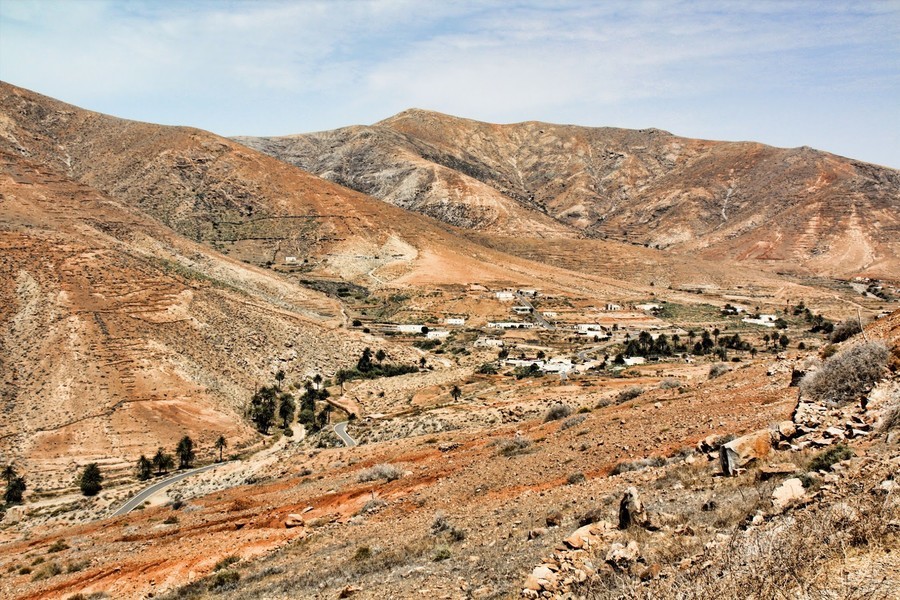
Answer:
[0, 81, 898, 600]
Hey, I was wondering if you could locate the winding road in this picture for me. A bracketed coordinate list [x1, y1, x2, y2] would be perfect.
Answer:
[333, 421, 357, 447]
[111, 462, 230, 517]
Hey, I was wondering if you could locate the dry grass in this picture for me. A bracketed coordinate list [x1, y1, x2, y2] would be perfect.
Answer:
[357, 463, 402, 483]
[801, 342, 889, 406]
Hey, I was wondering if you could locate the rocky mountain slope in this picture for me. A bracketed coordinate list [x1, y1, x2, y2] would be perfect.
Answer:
[237, 109, 900, 279]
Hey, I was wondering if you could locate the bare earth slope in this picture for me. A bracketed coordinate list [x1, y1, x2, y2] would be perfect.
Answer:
[237, 109, 900, 279]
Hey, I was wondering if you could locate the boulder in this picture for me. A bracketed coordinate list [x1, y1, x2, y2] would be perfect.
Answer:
[564, 524, 596, 549]
[772, 478, 806, 510]
[284, 514, 305, 528]
[605, 540, 641, 571]
[545, 511, 562, 527]
[759, 463, 798, 480]
[776, 421, 797, 439]
[720, 430, 773, 476]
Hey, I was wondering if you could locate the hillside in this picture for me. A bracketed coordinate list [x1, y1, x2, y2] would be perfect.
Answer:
[237, 109, 900, 279]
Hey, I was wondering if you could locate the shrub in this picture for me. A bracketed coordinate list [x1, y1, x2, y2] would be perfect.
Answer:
[208, 569, 240, 590]
[808, 444, 854, 472]
[831, 319, 862, 343]
[78, 463, 103, 496]
[561, 414, 587, 430]
[47, 539, 69, 553]
[31, 561, 62, 581]
[610, 456, 666, 475]
[567, 472, 586, 485]
[658, 378, 681, 389]
[545, 404, 573, 422]
[353, 546, 372, 561]
[357, 463, 402, 483]
[615, 386, 644, 404]
[163, 515, 178, 525]
[494, 437, 533, 457]
[801, 342, 888, 405]
[709, 363, 731, 379]
[432, 545, 451, 561]
[477, 362, 498, 375]
[66, 560, 90, 573]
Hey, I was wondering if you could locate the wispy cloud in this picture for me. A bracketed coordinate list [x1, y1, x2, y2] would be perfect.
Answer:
[0, 0, 897, 166]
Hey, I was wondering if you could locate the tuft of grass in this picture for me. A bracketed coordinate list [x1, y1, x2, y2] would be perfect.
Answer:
[808, 444, 854, 472]
[208, 569, 240, 591]
[214, 555, 240, 571]
[658, 378, 682, 389]
[567, 472, 586, 485]
[610, 456, 666, 475]
[31, 562, 62, 581]
[432, 545, 451, 561]
[353, 546, 372, 561]
[47, 539, 70, 553]
[357, 463, 402, 483]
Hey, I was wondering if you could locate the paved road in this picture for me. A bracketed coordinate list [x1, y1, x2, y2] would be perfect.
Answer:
[111, 462, 229, 517]
[515, 292, 554, 329]
[333, 421, 357, 447]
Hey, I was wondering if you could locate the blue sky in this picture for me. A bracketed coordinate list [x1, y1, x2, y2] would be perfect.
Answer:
[1, 0, 898, 167]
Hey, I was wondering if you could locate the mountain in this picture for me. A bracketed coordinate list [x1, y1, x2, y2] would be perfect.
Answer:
[236, 109, 900, 279]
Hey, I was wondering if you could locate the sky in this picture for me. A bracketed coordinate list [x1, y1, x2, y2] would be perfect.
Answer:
[1, 0, 898, 168]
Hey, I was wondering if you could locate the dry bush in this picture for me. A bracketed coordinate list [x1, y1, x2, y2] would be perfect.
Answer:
[708, 363, 730, 379]
[545, 404, 574, 422]
[561, 414, 587, 430]
[610, 456, 666, 476]
[831, 318, 863, 343]
[616, 386, 644, 404]
[801, 341, 888, 405]
[357, 463, 402, 483]
[658, 378, 681, 390]
[493, 437, 533, 457]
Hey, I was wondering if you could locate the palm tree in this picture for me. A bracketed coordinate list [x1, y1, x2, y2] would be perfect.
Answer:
[153, 447, 174, 475]
[274, 369, 285, 389]
[450, 385, 462, 402]
[176, 436, 195, 469]
[136, 455, 153, 481]
[312, 373, 323, 390]
[2, 464, 17, 486]
[214, 435, 227, 462]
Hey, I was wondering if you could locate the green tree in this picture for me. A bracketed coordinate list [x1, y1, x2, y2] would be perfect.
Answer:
[249, 385, 278, 434]
[779, 334, 790, 349]
[357, 347, 374, 373]
[278, 392, 296, 429]
[312, 373, 323, 390]
[274, 369, 285, 389]
[136, 455, 153, 481]
[4, 472, 25, 505]
[153, 447, 175, 475]
[214, 435, 227, 462]
[79, 463, 103, 496]
[335, 370, 348, 394]
[450, 385, 462, 402]
[375, 349, 387, 362]
[176, 436, 195, 469]
[2, 464, 17, 486]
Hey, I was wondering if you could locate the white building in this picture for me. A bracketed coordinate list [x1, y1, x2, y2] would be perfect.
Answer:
[576, 324, 604, 333]
[605, 303, 622, 311]
[445, 317, 466, 326]
[396, 324, 426, 334]
[426, 329, 450, 339]
[495, 291, 515, 301]
[518, 289, 538, 298]
[474, 337, 504, 348]
[512, 306, 533, 314]
[542, 311, 558, 318]
[742, 314, 777, 328]
[284, 256, 298, 264]
[636, 303, 661, 311]
[623, 356, 646, 366]
[542, 358, 574, 374]
[488, 322, 535, 329]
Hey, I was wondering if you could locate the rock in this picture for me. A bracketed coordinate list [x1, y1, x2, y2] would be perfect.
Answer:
[759, 463, 798, 480]
[564, 524, 596, 549]
[438, 442, 460, 452]
[776, 421, 797, 439]
[284, 514, 305, 528]
[848, 428, 869, 438]
[701, 500, 717, 512]
[772, 478, 806, 510]
[789, 369, 806, 387]
[824, 427, 845, 439]
[527, 528, 547, 540]
[524, 564, 558, 592]
[720, 429, 773, 476]
[639, 563, 662, 581]
[606, 540, 641, 571]
[618, 487, 646, 529]
[545, 512, 562, 527]
[338, 585, 360, 598]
